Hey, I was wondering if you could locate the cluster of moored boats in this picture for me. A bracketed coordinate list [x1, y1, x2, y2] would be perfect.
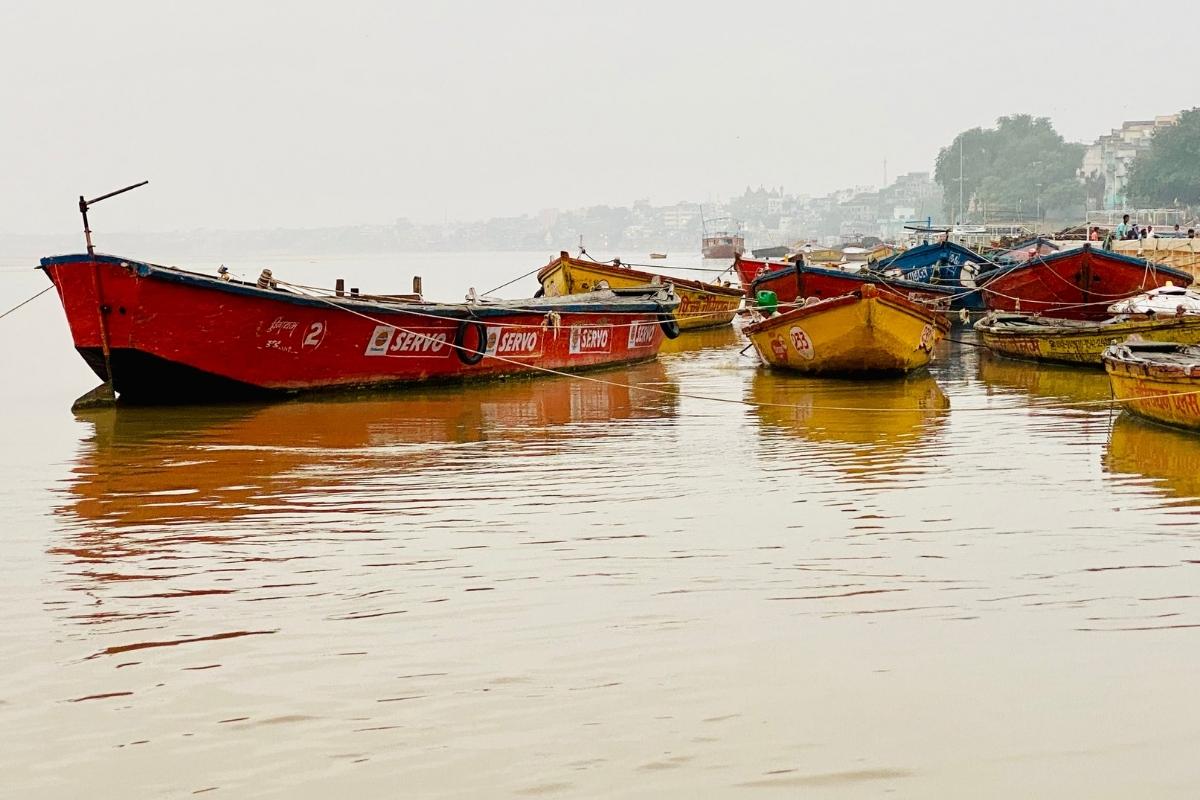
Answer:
[36, 225, 1200, 433]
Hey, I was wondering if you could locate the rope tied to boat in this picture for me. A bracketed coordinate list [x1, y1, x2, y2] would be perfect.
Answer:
[0, 285, 53, 321]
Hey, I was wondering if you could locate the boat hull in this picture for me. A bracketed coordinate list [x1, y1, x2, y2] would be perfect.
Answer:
[537, 253, 741, 331]
[981, 245, 1192, 320]
[744, 286, 950, 375]
[976, 313, 1200, 367]
[41, 254, 677, 404]
[1105, 343, 1200, 431]
[749, 260, 957, 310]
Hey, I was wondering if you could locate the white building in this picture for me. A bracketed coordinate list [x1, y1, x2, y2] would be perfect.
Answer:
[1081, 114, 1181, 210]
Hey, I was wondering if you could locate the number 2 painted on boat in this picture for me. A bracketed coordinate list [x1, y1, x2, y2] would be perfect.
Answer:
[303, 321, 326, 349]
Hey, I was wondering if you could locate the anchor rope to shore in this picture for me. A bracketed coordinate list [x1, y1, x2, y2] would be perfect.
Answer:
[0, 285, 53, 321]
[281, 282, 1200, 415]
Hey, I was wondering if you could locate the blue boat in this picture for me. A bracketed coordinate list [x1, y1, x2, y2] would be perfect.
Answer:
[868, 241, 988, 310]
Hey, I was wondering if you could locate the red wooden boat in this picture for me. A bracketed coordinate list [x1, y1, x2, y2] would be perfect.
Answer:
[39, 253, 681, 404]
[732, 255, 791, 291]
[748, 259, 957, 309]
[980, 244, 1192, 321]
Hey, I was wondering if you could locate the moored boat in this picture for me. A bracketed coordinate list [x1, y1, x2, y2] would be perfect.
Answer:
[975, 312, 1200, 367]
[732, 254, 790, 291]
[1103, 341, 1200, 431]
[744, 284, 950, 375]
[701, 215, 745, 260]
[868, 240, 987, 311]
[749, 259, 957, 310]
[41, 252, 681, 404]
[537, 251, 742, 331]
[980, 244, 1192, 320]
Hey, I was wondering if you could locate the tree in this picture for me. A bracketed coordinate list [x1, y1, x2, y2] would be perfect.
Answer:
[1126, 109, 1200, 207]
[934, 115, 1084, 222]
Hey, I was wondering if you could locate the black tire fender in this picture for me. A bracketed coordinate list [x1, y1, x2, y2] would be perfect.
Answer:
[454, 320, 488, 365]
[658, 312, 681, 340]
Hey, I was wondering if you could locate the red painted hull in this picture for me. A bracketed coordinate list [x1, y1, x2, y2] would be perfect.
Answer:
[733, 256, 789, 293]
[40, 254, 678, 403]
[750, 262, 952, 307]
[981, 245, 1192, 321]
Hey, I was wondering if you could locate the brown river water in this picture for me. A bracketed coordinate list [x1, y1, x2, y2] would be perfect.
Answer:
[3, 251, 1200, 798]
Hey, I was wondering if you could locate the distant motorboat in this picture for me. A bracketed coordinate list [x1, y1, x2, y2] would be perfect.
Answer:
[649, 252, 668, 259]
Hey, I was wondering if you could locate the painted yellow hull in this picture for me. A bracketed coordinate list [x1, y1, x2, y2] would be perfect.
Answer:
[977, 314, 1200, 367]
[538, 255, 742, 331]
[1105, 344, 1200, 431]
[745, 288, 949, 374]
[1111, 239, 1200, 284]
[1107, 367, 1200, 431]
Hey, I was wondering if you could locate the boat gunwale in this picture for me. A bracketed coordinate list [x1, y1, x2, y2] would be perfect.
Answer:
[538, 255, 745, 298]
[41, 253, 680, 318]
[747, 259, 963, 299]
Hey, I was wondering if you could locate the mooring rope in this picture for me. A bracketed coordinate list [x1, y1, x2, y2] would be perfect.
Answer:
[0, 285, 53, 321]
[280, 282, 1200, 415]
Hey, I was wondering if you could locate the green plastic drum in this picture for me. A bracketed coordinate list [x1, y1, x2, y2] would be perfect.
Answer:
[755, 289, 778, 315]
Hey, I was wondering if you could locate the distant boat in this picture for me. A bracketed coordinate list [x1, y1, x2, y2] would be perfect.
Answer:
[751, 245, 789, 259]
[744, 284, 950, 375]
[700, 211, 745, 260]
[649, 252, 668, 259]
[1104, 340, 1200, 431]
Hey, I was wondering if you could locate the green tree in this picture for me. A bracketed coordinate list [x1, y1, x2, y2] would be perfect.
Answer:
[1126, 109, 1200, 207]
[934, 115, 1084, 222]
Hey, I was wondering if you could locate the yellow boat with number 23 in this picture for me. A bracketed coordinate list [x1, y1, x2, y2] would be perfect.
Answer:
[745, 284, 950, 375]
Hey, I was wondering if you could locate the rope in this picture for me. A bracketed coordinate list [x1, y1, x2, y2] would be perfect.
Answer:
[280, 282, 1200, 415]
[481, 266, 544, 297]
[0, 285, 52, 321]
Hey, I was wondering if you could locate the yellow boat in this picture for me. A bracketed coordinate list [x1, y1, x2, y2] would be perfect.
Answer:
[1111, 238, 1200, 284]
[1104, 340, 1200, 431]
[537, 252, 743, 331]
[975, 312, 1200, 367]
[744, 284, 950, 374]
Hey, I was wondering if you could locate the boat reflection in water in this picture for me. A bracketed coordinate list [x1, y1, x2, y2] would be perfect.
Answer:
[746, 370, 949, 481]
[976, 351, 1112, 405]
[659, 322, 742, 355]
[1104, 413, 1200, 505]
[60, 359, 678, 534]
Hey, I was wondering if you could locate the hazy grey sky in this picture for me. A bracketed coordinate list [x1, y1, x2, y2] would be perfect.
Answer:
[2, 0, 1193, 234]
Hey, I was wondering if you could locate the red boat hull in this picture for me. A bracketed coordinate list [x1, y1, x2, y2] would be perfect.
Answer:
[749, 261, 953, 307]
[981, 245, 1192, 320]
[733, 256, 789, 293]
[40, 255, 676, 403]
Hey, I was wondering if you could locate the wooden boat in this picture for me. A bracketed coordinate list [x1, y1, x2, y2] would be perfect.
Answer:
[1112, 238, 1200, 284]
[1103, 340, 1200, 431]
[868, 240, 987, 311]
[41, 252, 681, 404]
[701, 215, 745, 259]
[980, 244, 1192, 320]
[975, 312, 1200, 367]
[732, 254, 790, 291]
[649, 252, 667, 259]
[749, 259, 957, 310]
[744, 284, 950, 375]
[537, 251, 742, 331]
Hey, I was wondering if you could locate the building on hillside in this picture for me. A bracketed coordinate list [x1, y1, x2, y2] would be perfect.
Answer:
[1081, 114, 1181, 210]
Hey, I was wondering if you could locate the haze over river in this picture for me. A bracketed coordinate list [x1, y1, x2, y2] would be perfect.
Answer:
[3, 251, 1200, 798]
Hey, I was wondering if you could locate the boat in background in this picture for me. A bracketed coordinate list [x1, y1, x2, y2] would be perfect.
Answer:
[980, 244, 1192, 320]
[701, 214, 745, 259]
[732, 253, 791, 291]
[41, 252, 681, 404]
[536, 252, 742, 331]
[744, 284, 950, 375]
[751, 245, 789, 259]
[1111, 238, 1200, 284]
[1103, 340, 1200, 431]
[976, 312, 1200, 367]
[868, 240, 987, 311]
[649, 252, 667, 259]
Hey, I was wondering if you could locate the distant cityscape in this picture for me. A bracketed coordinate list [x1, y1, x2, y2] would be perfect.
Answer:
[3, 109, 1190, 259]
